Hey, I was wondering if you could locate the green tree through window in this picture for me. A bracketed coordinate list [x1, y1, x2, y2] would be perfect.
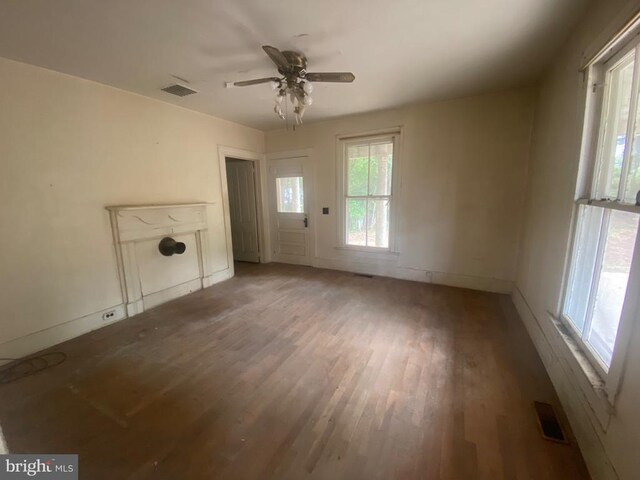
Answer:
[345, 140, 393, 248]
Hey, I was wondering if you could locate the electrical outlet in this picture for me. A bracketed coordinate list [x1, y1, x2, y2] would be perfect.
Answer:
[102, 310, 116, 321]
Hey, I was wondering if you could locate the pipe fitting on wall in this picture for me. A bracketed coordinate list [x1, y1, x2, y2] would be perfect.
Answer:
[158, 237, 186, 256]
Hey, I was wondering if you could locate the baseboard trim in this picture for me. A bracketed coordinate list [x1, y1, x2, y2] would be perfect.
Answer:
[0, 304, 127, 366]
[511, 287, 618, 480]
[0, 269, 236, 365]
[204, 268, 233, 287]
[312, 257, 513, 294]
[126, 299, 144, 316]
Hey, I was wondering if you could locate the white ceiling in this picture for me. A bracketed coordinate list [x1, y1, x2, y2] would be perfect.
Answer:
[0, 0, 589, 130]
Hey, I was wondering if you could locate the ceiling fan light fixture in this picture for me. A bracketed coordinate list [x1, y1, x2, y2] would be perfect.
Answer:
[302, 81, 313, 94]
[294, 105, 306, 124]
[230, 45, 354, 127]
[274, 103, 285, 120]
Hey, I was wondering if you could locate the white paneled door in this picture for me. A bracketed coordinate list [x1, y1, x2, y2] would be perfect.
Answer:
[226, 159, 260, 263]
[268, 156, 313, 265]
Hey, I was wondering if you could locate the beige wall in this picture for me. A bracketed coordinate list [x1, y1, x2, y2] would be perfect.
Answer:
[7, 17, 639, 476]
[266, 89, 535, 292]
[515, 1, 640, 479]
[0, 57, 264, 353]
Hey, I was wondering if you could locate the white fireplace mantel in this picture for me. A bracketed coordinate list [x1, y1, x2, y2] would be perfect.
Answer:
[107, 202, 215, 316]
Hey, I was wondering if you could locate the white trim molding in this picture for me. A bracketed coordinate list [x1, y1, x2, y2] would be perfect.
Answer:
[218, 145, 269, 264]
[266, 148, 315, 161]
[106, 203, 214, 315]
[0, 304, 126, 366]
[512, 287, 618, 480]
[313, 256, 513, 294]
[335, 129, 402, 253]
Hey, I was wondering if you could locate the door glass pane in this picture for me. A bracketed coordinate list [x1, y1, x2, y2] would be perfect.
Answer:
[587, 210, 639, 366]
[369, 142, 393, 195]
[276, 177, 304, 213]
[564, 205, 604, 333]
[346, 198, 366, 246]
[366, 199, 390, 248]
[347, 145, 369, 196]
[595, 52, 635, 199]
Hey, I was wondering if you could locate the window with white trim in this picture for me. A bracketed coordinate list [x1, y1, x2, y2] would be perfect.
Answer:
[338, 134, 399, 250]
[562, 36, 640, 378]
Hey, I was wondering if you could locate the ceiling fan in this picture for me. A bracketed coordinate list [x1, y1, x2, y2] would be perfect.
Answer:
[227, 45, 355, 124]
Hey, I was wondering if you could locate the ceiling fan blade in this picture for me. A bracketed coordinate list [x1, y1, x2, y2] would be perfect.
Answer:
[305, 72, 355, 83]
[262, 45, 290, 70]
[233, 77, 281, 87]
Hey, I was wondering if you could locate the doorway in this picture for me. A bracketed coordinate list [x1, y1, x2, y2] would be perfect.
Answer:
[225, 157, 260, 263]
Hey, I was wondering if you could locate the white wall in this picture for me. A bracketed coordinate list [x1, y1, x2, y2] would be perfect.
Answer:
[514, 1, 640, 479]
[0, 57, 264, 357]
[266, 89, 535, 292]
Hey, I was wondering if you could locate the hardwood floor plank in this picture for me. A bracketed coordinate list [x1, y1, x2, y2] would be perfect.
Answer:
[0, 263, 590, 479]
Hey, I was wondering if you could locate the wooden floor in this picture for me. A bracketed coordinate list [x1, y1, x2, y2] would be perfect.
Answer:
[0, 263, 589, 479]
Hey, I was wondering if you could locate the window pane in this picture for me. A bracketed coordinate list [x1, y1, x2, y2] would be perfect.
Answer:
[595, 52, 635, 199]
[276, 177, 304, 213]
[369, 142, 393, 195]
[564, 205, 604, 333]
[587, 210, 639, 366]
[624, 86, 640, 203]
[347, 145, 369, 195]
[347, 198, 366, 246]
[366, 199, 390, 248]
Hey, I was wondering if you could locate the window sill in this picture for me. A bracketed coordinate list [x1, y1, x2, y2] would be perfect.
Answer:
[550, 314, 606, 389]
[334, 246, 400, 257]
[546, 312, 614, 429]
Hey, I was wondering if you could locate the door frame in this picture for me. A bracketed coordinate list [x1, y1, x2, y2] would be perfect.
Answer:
[266, 149, 315, 266]
[218, 146, 269, 273]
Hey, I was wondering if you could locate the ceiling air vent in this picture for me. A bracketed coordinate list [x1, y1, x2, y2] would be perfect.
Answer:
[161, 84, 197, 97]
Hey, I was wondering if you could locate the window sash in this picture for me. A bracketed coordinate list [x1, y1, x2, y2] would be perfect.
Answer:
[562, 39, 640, 383]
[563, 206, 610, 375]
[576, 198, 640, 213]
[561, 313, 608, 378]
[345, 196, 392, 248]
[590, 44, 640, 202]
[339, 133, 399, 251]
[562, 204, 639, 377]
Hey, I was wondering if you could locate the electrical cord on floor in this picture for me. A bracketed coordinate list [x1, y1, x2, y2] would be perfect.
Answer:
[0, 352, 67, 385]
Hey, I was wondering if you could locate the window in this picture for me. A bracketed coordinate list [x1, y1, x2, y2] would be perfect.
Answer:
[562, 39, 640, 376]
[276, 176, 304, 213]
[339, 134, 398, 250]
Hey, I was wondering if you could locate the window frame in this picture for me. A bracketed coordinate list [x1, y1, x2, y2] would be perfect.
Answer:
[560, 32, 640, 402]
[336, 131, 401, 253]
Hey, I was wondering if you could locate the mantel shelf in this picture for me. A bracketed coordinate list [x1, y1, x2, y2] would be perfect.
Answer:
[106, 202, 214, 211]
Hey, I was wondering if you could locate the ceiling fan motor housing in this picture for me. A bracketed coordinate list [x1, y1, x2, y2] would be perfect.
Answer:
[280, 51, 308, 75]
